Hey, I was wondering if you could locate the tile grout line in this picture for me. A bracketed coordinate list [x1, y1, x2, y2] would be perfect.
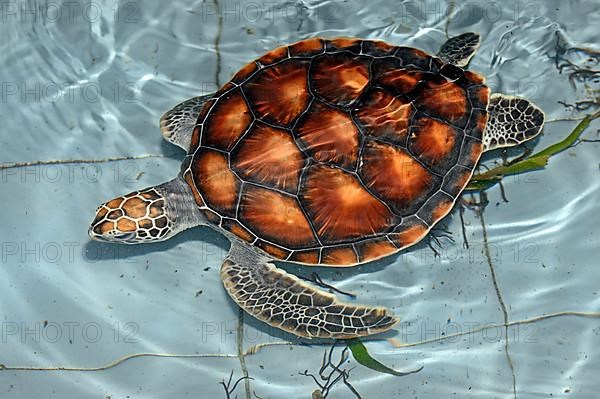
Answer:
[213, 0, 223, 89]
[0, 154, 167, 170]
[237, 307, 251, 399]
[3, 311, 598, 372]
[477, 202, 517, 399]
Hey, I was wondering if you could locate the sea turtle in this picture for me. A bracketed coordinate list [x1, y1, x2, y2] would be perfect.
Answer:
[89, 33, 544, 339]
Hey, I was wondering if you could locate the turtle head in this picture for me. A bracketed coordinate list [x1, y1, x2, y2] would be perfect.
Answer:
[89, 177, 205, 244]
[89, 187, 174, 244]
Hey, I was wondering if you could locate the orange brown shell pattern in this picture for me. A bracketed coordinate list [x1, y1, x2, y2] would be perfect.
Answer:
[183, 37, 490, 266]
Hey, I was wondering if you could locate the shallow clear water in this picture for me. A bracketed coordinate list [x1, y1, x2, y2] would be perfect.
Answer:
[1, 0, 599, 397]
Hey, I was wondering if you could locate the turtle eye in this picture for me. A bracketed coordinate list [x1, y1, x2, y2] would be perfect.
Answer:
[113, 232, 136, 241]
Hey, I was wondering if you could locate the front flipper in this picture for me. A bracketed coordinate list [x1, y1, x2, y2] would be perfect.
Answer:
[220, 243, 398, 339]
[437, 32, 481, 68]
[159, 94, 213, 151]
[483, 94, 545, 152]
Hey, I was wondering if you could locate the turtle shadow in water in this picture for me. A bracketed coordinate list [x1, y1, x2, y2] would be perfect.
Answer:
[84, 220, 433, 342]
[82, 225, 230, 262]
[159, 140, 188, 161]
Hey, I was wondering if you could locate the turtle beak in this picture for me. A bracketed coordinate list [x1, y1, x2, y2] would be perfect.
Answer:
[88, 225, 136, 243]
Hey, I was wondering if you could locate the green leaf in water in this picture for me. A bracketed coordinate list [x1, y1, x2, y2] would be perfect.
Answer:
[347, 339, 423, 377]
[466, 110, 600, 191]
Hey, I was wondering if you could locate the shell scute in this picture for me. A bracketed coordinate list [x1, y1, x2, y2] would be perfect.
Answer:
[441, 165, 473, 198]
[355, 88, 412, 145]
[325, 37, 362, 53]
[362, 40, 396, 57]
[321, 246, 358, 266]
[457, 135, 484, 169]
[355, 238, 398, 263]
[388, 217, 429, 249]
[289, 249, 320, 264]
[310, 53, 370, 106]
[376, 68, 424, 96]
[257, 45, 289, 65]
[231, 61, 259, 84]
[408, 116, 463, 174]
[300, 164, 397, 244]
[256, 240, 291, 259]
[295, 101, 360, 169]
[415, 76, 469, 126]
[416, 191, 455, 226]
[231, 122, 305, 193]
[359, 140, 440, 215]
[202, 88, 252, 151]
[289, 37, 324, 56]
[193, 148, 240, 218]
[467, 84, 491, 110]
[238, 184, 318, 249]
[394, 47, 431, 70]
[222, 218, 255, 243]
[244, 60, 310, 126]
[466, 109, 489, 140]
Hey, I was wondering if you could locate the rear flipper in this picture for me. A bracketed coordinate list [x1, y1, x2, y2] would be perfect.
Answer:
[159, 94, 213, 151]
[221, 243, 398, 339]
[437, 32, 481, 68]
[483, 94, 545, 152]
